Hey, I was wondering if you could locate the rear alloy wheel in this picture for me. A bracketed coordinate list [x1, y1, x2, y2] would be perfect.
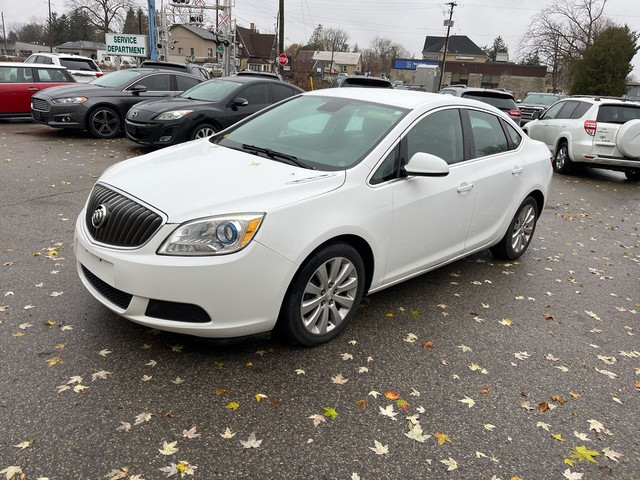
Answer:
[553, 142, 574, 174]
[278, 243, 365, 346]
[625, 170, 640, 182]
[491, 196, 539, 260]
[191, 124, 218, 140]
[88, 107, 121, 139]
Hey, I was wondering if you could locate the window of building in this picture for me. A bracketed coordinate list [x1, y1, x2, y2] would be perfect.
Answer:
[178, 47, 184, 55]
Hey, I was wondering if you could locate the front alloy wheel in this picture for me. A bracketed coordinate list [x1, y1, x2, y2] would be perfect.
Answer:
[88, 107, 121, 139]
[553, 142, 573, 174]
[491, 196, 539, 260]
[191, 124, 218, 140]
[278, 243, 365, 346]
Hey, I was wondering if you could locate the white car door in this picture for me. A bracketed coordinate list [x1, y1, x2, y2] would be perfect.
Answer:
[381, 108, 477, 284]
[463, 109, 528, 251]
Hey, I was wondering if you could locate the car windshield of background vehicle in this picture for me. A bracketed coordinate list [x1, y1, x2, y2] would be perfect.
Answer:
[92, 70, 144, 88]
[179, 79, 242, 101]
[522, 94, 562, 106]
[216, 96, 407, 171]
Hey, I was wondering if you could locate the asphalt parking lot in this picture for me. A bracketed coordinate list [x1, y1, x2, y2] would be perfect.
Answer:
[1, 121, 639, 480]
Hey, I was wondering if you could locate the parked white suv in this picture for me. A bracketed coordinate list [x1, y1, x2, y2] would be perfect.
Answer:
[523, 96, 640, 181]
[25, 53, 103, 82]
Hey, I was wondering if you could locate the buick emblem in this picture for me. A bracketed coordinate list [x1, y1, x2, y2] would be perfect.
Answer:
[130, 110, 138, 118]
[92, 204, 108, 229]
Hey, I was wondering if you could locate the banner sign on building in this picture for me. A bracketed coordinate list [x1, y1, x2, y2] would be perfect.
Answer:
[394, 59, 439, 70]
[105, 34, 148, 57]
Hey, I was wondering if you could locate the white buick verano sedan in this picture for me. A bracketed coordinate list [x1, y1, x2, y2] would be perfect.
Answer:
[75, 88, 553, 346]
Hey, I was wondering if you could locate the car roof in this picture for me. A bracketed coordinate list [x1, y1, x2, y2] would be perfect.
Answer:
[30, 52, 95, 60]
[306, 87, 505, 112]
[1, 62, 68, 69]
[215, 75, 289, 85]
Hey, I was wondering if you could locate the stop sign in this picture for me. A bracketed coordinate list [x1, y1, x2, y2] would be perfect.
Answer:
[277, 53, 288, 67]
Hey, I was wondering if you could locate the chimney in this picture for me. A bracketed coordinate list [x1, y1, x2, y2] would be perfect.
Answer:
[250, 23, 256, 32]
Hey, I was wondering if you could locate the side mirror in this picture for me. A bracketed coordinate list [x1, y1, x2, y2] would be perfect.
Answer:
[232, 97, 249, 107]
[130, 85, 147, 95]
[403, 152, 450, 177]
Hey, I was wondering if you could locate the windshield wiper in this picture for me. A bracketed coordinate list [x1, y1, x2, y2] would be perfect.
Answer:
[241, 144, 313, 169]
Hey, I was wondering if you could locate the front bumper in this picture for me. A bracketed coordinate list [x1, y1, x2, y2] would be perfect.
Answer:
[31, 102, 86, 129]
[125, 119, 187, 146]
[74, 213, 296, 338]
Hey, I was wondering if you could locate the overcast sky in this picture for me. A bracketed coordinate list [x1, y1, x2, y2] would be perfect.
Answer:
[3, 0, 640, 75]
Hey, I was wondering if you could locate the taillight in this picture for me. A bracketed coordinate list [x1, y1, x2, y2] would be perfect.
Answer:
[508, 109, 522, 118]
[95, 72, 104, 77]
[584, 120, 597, 136]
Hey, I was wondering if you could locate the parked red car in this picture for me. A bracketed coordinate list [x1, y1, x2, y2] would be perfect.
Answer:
[0, 62, 76, 118]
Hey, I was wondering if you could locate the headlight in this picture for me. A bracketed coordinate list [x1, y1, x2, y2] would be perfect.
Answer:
[158, 213, 265, 256]
[51, 97, 88, 104]
[156, 110, 193, 120]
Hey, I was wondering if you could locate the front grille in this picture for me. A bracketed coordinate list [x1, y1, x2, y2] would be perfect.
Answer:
[85, 184, 164, 248]
[145, 300, 211, 323]
[31, 98, 50, 112]
[82, 265, 132, 309]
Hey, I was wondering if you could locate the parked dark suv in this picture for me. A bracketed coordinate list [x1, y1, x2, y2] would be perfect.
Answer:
[439, 85, 522, 125]
[518, 92, 566, 124]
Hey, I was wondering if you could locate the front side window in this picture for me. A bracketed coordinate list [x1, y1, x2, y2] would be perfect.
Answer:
[542, 101, 565, 120]
[406, 108, 464, 165]
[468, 109, 509, 158]
[132, 74, 171, 91]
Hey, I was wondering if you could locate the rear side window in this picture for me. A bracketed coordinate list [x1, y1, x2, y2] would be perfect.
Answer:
[596, 105, 640, 124]
[468, 109, 509, 157]
[462, 92, 516, 110]
[503, 121, 522, 148]
[35, 68, 73, 82]
[272, 83, 300, 102]
[60, 58, 98, 72]
[175, 75, 200, 91]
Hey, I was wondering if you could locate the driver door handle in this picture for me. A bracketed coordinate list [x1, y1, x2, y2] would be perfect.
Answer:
[512, 166, 524, 175]
[457, 182, 474, 194]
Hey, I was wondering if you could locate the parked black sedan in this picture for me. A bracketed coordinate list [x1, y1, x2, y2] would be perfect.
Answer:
[124, 76, 304, 147]
[31, 68, 204, 138]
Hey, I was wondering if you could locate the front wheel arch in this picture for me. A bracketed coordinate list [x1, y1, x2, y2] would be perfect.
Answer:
[275, 237, 373, 346]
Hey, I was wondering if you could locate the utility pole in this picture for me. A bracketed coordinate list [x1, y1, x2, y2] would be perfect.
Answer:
[437, 1, 456, 90]
[278, 0, 284, 76]
[48, 0, 53, 52]
[1, 12, 8, 55]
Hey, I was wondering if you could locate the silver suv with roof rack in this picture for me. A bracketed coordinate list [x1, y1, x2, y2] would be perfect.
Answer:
[522, 96, 640, 181]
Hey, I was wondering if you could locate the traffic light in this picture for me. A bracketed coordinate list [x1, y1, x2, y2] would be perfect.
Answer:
[189, 15, 204, 23]
[172, 0, 191, 4]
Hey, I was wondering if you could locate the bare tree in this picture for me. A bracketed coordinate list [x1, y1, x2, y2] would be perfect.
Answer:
[66, 0, 134, 36]
[519, 0, 613, 91]
[369, 36, 407, 77]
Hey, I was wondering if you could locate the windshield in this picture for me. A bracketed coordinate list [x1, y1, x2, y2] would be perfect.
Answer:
[179, 79, 242, 101]
[215, 95, 407, 171]
[522, 93, 563, 106]
[91, 70, 145, 88]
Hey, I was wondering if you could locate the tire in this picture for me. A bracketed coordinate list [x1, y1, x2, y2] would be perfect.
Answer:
[88, 107, 121, 139]
[553, 141, 574, 174]
[191, 123, 218, 140]
[490, 196, 539, 261]
[625, 170, 640, 182]
[278, 243, 365, 346]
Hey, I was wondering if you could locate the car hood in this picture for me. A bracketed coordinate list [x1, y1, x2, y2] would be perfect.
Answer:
[33, 83, 116, 98]
[97, 139, 345, 222]
[127, 97, 215, 119]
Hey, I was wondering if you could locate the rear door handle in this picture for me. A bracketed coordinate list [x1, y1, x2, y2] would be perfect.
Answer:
[456, 182, 474, 194]
[28, 87, 38, 92]
[512, 165, 524, 175]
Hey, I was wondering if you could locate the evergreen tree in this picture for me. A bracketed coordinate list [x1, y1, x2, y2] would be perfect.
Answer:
[570, 25, 638, 95]
[122, 8, 138, 34]
[483, 36, 508, 61]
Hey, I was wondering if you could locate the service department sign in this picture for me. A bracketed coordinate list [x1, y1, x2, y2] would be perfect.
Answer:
[105, 34, 148, 57]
